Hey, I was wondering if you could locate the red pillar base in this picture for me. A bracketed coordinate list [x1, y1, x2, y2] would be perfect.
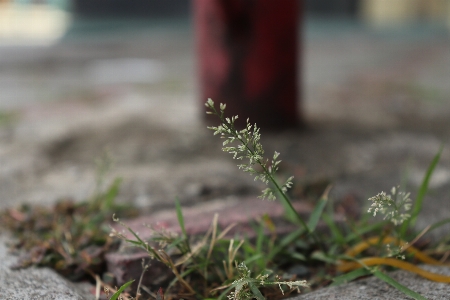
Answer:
[195, 0, 302, 130]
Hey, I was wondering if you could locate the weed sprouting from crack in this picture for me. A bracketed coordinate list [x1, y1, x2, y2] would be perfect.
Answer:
[3, 98, 450, 300]
[205, 99, 311, 236]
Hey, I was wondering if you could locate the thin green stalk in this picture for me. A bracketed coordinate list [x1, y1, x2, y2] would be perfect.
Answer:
[400, 146, 442, 238]
[260, 163, 310, 232]
[206, 99, 325, 249]
[220, 116, 310, 234]
[268, 173, 325, 251]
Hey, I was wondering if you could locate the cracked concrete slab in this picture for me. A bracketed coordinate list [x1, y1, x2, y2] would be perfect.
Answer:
[0, 17, 450, 300]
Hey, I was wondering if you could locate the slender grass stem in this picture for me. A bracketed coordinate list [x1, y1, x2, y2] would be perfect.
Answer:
[206, 100, 324, 249]
[216, 109, 309, 231]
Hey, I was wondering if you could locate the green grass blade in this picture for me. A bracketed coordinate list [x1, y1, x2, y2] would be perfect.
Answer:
[345, 221, 385, 244]
[428, 217, 450, 233]
[126, 225, 146, 245]
[109, 279, 134, 300]
[330, 268, 372, 287]
[268, 228, 305, 260]
[175, 197, 188, 238]
[248, 281, 265, 300]
[175, 197, 192, 255]
[290, 252, 307, 261]
[311, 251, 337, 264]
[307, 186, 331, 232]
[401, 146, 442, 236]
[411, 146, 442, 223]
[243, 253, 265, 265]
[274, 187, 298, 223]
[123, 239, 145, 246]
[372, 270, 427, 300]
[322, 212, 345, 245]
[254, 221, 265, 255]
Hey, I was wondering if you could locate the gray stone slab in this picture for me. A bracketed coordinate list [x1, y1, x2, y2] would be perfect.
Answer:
[0, 18, 450, 300]
[292, 265, 450, 300]
[0, 234, 91, 300]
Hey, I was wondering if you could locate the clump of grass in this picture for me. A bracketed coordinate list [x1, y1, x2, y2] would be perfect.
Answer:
[111, 205, 310, 299]
[4, 99, 450, 300]
[110, 99, 450, 300]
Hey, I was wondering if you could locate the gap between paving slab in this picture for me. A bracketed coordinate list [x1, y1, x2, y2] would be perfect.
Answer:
[2, 196, 450, 299]
[107, 198, 450, 300]
[115, 197, 314, 240]
[107, 197, 318, 292]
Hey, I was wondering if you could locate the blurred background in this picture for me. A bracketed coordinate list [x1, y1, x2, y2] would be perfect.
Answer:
[1, 0, 450, 232]
[0, 0, 449, 119]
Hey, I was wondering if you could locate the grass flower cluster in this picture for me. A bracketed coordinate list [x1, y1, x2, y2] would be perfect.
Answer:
[368, 186, 412, 225]
[205, 99, 293, 202]
[225, 262, 308, 300]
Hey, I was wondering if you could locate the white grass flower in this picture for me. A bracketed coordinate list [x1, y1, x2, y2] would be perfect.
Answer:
[227, 262, 309, 299]
[368, 186, 412, 225]
[206, 99, 294, 201]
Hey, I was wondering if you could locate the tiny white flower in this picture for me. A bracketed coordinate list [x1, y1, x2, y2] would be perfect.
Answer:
[368, 186, 412, 225]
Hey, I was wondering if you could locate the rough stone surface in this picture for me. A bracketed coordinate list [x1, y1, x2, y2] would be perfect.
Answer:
[0, 17, 450, 299]
[0, 234, 91, 300]
[293, 265, 450, 300]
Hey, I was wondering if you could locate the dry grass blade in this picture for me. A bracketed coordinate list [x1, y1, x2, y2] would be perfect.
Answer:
[339, 257, 450, 283]
[159, 250, 196, 295]
[207, 213, 219, 261]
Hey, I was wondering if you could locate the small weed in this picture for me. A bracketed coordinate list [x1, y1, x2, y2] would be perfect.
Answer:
[110, 100, 450, 300]
[3, 99, 450, 300]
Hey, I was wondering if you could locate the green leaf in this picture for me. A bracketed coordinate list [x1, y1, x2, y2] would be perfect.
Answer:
[290, 252, 307, 261]
[126, 226, 146, 245]
[307, 186, 331, 232]
[275, 187, 298, 223]
[244, 253, 265, 265]
[311, 251, 336, 265]
[322, 212, 345, 245]
[109, 279, 134, 300]
[401, 146, 442, 237]
[254, 221, 265, 255]
[330, 268, 371, 287]
[248, 281, 265, 300]
[268, 228, 305, 260]
[428, 217, 450, 233]
[345, 221, 385, 244]
[322, 200, 346, 246]
[175, 197, 188, 239]
[372, 270, 427, 300]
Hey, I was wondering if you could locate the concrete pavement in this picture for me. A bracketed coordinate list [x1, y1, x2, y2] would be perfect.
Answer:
[0, 17, 450, 299]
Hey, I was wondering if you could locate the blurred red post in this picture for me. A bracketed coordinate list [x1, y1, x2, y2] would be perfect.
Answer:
[194, 0, 302, 130]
